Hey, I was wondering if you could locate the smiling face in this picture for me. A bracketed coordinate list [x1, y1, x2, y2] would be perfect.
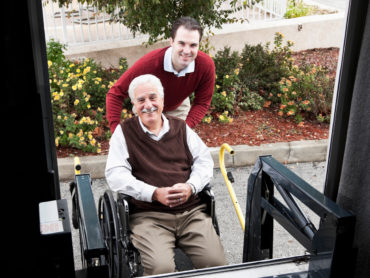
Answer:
[132, 82, 164, 131]
[170, 26, 200, 72]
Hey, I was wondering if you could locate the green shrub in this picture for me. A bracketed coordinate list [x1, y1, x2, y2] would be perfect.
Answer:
[238, 32, 294, 103]
[239, 88, 265, 111]
[284, 0, 313, 19]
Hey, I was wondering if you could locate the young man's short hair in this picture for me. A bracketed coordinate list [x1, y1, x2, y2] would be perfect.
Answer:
[170, 16, 203, 42]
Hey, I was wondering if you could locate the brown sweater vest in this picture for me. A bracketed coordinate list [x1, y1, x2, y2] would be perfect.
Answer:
[121, 116, 201, 213]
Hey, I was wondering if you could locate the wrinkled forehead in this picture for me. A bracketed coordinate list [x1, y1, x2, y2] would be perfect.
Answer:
[134, 82, 161, 99]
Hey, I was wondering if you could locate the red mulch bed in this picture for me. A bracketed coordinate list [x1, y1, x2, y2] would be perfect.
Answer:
[56, 47, 338, 158]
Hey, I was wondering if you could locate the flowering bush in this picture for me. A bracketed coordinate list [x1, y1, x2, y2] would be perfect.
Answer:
[278, 64, 333, 123]
[47, 40, 128, 153]
[211, 33, 334, 124]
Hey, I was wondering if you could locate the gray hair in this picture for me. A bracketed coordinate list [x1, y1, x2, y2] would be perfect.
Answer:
[128, 74, 164, 102]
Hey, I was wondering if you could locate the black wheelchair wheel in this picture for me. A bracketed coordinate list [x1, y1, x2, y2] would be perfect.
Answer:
[99, 190, 123, 278]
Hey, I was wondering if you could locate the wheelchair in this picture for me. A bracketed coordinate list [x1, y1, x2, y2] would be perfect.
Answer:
[97, 184, 220, 278]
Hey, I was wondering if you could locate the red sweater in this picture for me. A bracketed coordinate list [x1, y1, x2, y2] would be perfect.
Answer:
[106, 47, 215, 132]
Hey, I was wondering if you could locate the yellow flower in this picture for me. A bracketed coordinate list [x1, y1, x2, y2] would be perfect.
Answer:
[72, 85, 77, 91]
[221, 91, 226, 96]
[225, 75, 229, 79]
[234, 68, 239, 75]
[74, 99, 80, 105]
[68, 133, 73, 138]
[55, 137, 59, 146]
[83, 66, 91, 74]
[48, 60, 52, 67]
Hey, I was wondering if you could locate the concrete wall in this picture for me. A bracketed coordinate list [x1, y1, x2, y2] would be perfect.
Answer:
[65, 13, 346, 68]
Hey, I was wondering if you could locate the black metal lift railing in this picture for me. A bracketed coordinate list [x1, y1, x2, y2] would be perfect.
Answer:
[69, 158, 109, 277]
[243, 155, 356, 278]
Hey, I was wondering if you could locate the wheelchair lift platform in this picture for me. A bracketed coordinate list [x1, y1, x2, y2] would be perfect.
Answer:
[146, 255, 310, 278]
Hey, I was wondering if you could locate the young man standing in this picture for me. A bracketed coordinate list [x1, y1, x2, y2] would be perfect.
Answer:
[106, 17, 215, 133]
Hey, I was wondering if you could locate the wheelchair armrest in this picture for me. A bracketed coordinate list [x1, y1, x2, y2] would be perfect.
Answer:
[116, 193, 132, 237]
[198, 184, 220, 235]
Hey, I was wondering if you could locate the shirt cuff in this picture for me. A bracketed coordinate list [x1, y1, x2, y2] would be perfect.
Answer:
[186, 176, 202, 194]
[141, 185, 157, 202]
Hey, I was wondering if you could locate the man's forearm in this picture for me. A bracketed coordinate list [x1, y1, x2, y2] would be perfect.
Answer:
[106, 90, 126, 133]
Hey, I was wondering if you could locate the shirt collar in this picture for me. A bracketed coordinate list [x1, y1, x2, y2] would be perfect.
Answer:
[138, 114, 170, 140]
[164, 47, 195, 77]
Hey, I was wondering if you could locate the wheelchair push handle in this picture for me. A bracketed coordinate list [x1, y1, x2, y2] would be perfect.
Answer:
[219, 143, 245, 231]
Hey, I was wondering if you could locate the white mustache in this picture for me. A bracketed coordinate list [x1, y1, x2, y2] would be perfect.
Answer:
[141, 107, 158, 113]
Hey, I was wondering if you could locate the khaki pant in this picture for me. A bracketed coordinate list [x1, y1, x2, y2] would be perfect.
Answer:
[164, 97, 191, 120]
[129, 204, 226, 276]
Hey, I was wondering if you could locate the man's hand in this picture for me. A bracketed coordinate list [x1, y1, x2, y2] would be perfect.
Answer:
[152, 183, 193, 207]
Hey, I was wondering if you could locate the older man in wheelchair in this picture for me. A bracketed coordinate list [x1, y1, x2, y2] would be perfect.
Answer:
[105, 74, 226, 276]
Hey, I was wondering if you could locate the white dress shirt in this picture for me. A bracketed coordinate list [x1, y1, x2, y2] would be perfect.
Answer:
[105, 115, 214, 202]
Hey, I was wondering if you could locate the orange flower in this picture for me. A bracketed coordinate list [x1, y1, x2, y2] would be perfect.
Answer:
[287, 110, 295, 116]
[264, 100, 272, 108]
[298, 121, 304, 127]
[278, 111, 284, 116]
[280, 104, 287, 109]
[303, 100, 310, 105]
